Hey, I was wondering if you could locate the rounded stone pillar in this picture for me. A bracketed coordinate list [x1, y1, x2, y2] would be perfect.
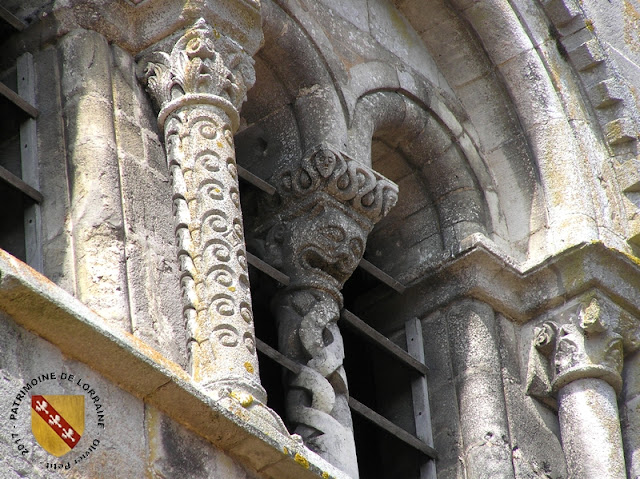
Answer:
[446, 299, 515, 479]
[533, 298, 626, 479]
[558, 378, 626, 478]
[138, 19, 272, 412]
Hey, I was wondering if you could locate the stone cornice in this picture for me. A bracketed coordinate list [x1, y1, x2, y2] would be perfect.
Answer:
[0, 249, 349, 479]
[362, 235, 640, 332]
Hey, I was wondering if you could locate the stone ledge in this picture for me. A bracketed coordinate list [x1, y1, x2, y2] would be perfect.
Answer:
[440, 237, 640, 322]
[363, 235, 640, 334]
[0, 249, 350, 479]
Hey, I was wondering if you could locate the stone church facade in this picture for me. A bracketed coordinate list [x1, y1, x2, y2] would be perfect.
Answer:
[1, 0, 640, 478]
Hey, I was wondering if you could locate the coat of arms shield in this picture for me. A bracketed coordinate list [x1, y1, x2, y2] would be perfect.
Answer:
[31, 395, 84, 457]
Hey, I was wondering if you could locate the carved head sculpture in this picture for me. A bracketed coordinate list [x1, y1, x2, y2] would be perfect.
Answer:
[266, 202, 368, 293]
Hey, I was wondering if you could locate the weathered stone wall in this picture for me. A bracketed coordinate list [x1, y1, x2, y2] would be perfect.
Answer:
[0, 312, 260, 479]
[32, 28, 186, 366]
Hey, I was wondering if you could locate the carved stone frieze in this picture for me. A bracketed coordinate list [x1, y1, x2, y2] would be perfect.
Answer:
[255, 145, 398, 477]
[138, 19, 267, 409]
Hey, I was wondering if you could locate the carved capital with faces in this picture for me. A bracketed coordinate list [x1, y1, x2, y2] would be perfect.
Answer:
[262, 145, 398, 296]
[528, 298, 624, 401]
[138, 17, 255, 132]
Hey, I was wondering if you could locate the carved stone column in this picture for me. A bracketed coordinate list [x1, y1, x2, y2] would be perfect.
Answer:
[260, 145, 398, 477]
[138, 19, 265, 404]
[529, 298, 626, 479]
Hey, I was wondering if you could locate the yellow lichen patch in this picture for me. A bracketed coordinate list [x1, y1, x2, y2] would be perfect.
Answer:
[294, 453, 310, 469]
[230, 390, 254, 407]
[585, 19, 594, 32]
[618, 245, 640, 267]
[244, 361, 255, 374]
[624, 0, 640, 53]
[322, 472, 330, 479]
[228, 286, 236, 292]
[283, 446, 289, 455]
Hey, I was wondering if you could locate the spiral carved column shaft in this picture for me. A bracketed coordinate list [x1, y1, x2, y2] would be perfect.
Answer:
[259, 145, 398, 477]
[139, 19, 264, 401]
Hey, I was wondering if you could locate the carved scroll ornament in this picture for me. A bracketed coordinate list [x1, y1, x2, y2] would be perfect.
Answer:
[263, 145, 398, 295]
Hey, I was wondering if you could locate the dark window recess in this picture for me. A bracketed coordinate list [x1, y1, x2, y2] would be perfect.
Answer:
[0, 9, 42, 268]
[238, 162, 437, 479]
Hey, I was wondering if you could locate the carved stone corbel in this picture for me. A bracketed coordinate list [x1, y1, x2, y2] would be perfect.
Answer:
[137, 19, 284, 430]
[526, 296, 628, 479]
[256, 145, 398, 477]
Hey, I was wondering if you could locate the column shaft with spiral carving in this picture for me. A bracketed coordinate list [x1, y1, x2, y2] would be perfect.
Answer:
[259, 145, 398, 477]
[139, 19, 264, 403]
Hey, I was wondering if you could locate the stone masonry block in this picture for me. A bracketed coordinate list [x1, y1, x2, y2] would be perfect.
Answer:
[589, 78, 624, 109]
[540, 0, 582, 27]
[567, 38, 605, 71]
[605, 117, 637, 146]
[615, 159, 640, 193]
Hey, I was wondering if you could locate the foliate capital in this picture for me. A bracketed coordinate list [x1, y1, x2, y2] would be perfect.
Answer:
[138, 18, 255, 131]
[527, 297, 625, 401]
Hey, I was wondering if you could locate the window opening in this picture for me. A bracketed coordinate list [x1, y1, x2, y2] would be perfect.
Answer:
[0, 9, 42, 270]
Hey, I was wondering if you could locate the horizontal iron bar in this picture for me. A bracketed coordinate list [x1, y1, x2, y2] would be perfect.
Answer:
[255, 338, 437, 459]
[237, 165, 276, 195]
[0, 165, 43, 203]
[359, 258, 406, 294]
[341, 309, 428, 376]
[0, 6, 27, 31]
[0, 81, 38, 118]
[247, 252, 290, 286]
[349, 397, 438, 459]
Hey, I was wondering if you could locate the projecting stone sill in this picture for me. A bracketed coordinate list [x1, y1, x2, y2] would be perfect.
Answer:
[0, 249, 349, 479]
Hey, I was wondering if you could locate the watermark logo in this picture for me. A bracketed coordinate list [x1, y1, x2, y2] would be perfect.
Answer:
[31, 395, 84, 456]
[8, 371, 105, 471]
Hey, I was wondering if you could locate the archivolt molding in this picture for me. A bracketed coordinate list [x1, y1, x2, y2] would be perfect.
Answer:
[259, 0, 348, 150]
[440, 0, 602, 257]
[537, 0, 640, 154]
[347, 90, 501, 276]
[535, 0, 640, 247]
